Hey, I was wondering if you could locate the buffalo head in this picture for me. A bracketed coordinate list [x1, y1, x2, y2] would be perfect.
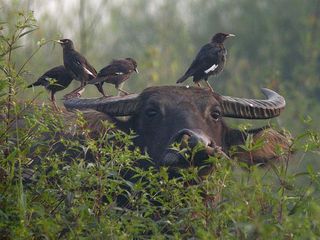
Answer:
[64, 86, 288, 174]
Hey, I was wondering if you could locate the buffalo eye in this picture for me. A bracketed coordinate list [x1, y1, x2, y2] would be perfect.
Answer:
[145, 108, 158, 118]
[211, 110, 221, 121]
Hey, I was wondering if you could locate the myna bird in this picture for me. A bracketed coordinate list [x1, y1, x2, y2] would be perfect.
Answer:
[89, 58, 138, 96]
[56, 39, 105, 97]
[176, 32, 235, 92]
[27, 65, 73, 110]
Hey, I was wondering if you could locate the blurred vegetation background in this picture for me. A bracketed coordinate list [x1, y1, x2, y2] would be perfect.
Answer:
[1, 0, 319, 134]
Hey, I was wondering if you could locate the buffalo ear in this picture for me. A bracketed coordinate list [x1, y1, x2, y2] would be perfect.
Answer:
[227, 127, 292, 165]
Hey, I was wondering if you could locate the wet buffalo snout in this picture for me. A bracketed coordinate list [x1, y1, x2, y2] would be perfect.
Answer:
[170, 129, 212, 149]
[162, 129, 212, 167]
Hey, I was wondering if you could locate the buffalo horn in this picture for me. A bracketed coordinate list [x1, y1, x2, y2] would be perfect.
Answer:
[63, 94, 140, 116]
[220, 88, 286, 119]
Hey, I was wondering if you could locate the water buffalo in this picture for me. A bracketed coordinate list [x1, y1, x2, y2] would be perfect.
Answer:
[64, 85, 289, 175]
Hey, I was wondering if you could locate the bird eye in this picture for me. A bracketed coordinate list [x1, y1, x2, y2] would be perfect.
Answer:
[211, 110, 221, 121]
[145, 108, 158, 118]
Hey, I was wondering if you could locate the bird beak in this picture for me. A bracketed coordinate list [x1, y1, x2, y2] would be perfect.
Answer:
[227, 34, 236, 38]
[54, 40, 63, 44]
[135, 68, 139, 74]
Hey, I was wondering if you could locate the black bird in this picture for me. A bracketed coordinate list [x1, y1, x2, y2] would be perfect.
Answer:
[89, 58, 138, 95]
[56, 39, 105, 97]
[27, 65, 73, 110]
[176, 32, 235, 92]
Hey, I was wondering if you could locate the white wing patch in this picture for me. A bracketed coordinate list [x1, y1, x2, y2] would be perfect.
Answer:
[204, 64, 218, 74]
[115, 72, 124, 75]
[83, 66, 96, 77]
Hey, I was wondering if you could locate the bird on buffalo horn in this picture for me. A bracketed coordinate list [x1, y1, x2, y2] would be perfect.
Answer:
[27, 65, 74, 111]
[176, 32, 235, 92]
[89, 58, 138, 96]
[55, 38, 105, 98]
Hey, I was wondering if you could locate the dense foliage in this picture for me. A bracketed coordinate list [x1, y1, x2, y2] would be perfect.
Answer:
[0, 5, 320, 239]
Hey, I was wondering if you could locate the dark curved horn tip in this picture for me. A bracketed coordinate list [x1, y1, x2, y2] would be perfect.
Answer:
[261, 88, 286, 109]
[221, 88, 286, 119]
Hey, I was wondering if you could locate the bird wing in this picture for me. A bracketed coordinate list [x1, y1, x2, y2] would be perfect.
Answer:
[204, 64, 218, 74]
[76, 60, 97, 79]
[66, 51, 97, 80]
[89, 59, 135, 85]
[28, 66, 72, 89]
[44, 66, 69, 78]
[99, 61, 132, 77]
[82, 63, 96, 77]
[185, 43, 221, 76]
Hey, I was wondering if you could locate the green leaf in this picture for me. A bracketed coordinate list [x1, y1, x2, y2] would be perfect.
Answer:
[280, 179, 294, 190]
[0, 45, 23, 57]
[18, 27, 38, 39]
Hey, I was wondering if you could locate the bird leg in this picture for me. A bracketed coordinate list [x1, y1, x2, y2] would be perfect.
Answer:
[63, 81, 86, 99]
[63, 85, 86, 100]
[63, 88, 85, 100]
[95, 83, 107, 97]
[196, 82, 202, 88]
[68, 85, 85, 94]
[204, 81, 215, 93]
[50, 92, 60, 112]
[116, 83, 130, 95]
[118, 88, 130, 95]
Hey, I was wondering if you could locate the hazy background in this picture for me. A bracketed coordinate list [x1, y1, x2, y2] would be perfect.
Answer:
[1, 0, 320, 139]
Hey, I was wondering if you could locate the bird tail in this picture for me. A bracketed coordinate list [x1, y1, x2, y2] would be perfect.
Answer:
[27, 81, 41, 88]
[176, 74, 189, 84]
[88, 77, 103, 85]
[95, 82, 105, 96]
[28, 75, 48, 88]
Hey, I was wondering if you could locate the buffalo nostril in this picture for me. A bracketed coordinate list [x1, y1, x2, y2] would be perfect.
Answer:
[188, 135, 200, 149]
[172, 130, 211, 148]
[177, 134, 205, 149]
[162, 149, 189, 167]
[163, 151, 181, 166]
[170, 129, 212, 151]
[174, 134, 200, 149]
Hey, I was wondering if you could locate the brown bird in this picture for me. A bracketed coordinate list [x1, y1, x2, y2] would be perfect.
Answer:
[176, 32, 235, 92]
[27, 65, 73, 110]
[56, 39, 105, 97]
[89, 58, 138, 96]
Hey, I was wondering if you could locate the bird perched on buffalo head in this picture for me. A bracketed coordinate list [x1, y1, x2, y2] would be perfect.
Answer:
[176, 32, 235, 92]
[56, 38, 105, 97]
[27, 65, 73, 111]
[89, 58, 138, 96]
